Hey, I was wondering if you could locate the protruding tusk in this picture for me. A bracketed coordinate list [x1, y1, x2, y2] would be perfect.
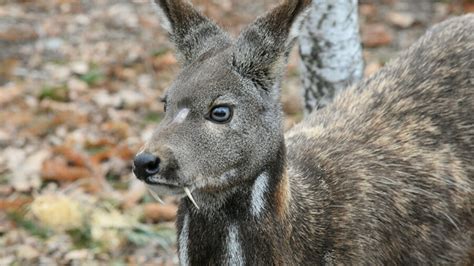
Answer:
[147, 187, 165, 204]
[184, 187, 200, 210]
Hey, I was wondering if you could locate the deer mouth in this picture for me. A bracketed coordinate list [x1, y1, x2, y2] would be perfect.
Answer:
[144, 175, 182, 188]
[145, 176, 201, 209]
[145, 180, 184, 196]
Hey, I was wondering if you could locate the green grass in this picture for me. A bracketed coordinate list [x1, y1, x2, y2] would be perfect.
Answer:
[79, 67, 104, 86]
[144, 112, 163, 123]
[85, 145, 107, 155]
[8, 211, 51, 239]
[151, 47, 171, 57]
[68, 227, 96, 249]
[0, 174, 8, 185]
[39, 85, 69, 102]
[126, 224, 175, 249]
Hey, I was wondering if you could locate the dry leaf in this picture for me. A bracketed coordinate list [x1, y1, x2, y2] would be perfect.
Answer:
[153, 52, 177, 71]
[143, 203, 177, 222]
[90, 208, 135, 251]
[16, 244, 40, 260]
[122, 179, 146, 209]
[42, 158, 92, 182]
[0, 197, 32, 211]
[0, 23, 38, 42]
[364, 62, 382, 77]
[30, 194, 83, 231]
[386, 12, 416, 28]
[362, 24, 393, 48]
[463, 0, 474, 13]
[9, 149, 50, 192]
[53, 146, 89, 167]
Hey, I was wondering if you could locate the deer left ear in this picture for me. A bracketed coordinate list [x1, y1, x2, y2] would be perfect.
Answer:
[152, 0, 231, 65]
[232, 0, 311, 95]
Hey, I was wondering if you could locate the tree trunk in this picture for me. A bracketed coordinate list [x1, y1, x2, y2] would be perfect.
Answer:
[298, 0, 363, 114]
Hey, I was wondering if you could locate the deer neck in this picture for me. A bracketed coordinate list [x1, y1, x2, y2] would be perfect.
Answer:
[176, 142, 292, 265]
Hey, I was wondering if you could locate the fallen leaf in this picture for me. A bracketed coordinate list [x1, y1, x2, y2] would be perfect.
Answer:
[9, 149, 50, 192]
[42, 158, 91, 182]
[115, 145, 135, 161]
[463, 0, 474, 12]
[0, 83, 23, 106]
[0, 197, 32, 211]
[0, 23, 38, 42]
[90, 208, 135, 251]
[16, 244, 40, 260]
[53, 146, 89, 167]
[30, 194, 83, 231]
[282, 94, 302, 115]
[64, 249, 90, 261]
[101, 121, 130, 140]
[0, 59, 19, 84]
[122, 179, 146, 209]
[143, 203, 177, 222]
[152, 52, 177, 72]
[118, 89, 146, 109]
[364, 62, 382, 77]
[90, 148, 112, 164]
[0, 185, 13, 195]
[92, 90, 121, 108]
[70, 61, 89, 75]
[359, 4, 377, 18]
[386, 12, 416, 28]
[362, 24, 393, 48]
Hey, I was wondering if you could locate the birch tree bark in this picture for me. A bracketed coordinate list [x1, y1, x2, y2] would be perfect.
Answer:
[298, 0, 363, 114]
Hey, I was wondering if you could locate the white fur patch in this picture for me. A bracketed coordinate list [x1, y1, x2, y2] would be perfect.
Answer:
[173, 108, 190, 124]
[227, 224, 244, 265]
[219, 168, 237, 180]
[151, 0, 172, 33]
[179, 214, 190, 266]
[250, 172, 269, 218]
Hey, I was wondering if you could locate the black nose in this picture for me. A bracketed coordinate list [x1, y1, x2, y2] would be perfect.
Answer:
[133, 152, 160, 180]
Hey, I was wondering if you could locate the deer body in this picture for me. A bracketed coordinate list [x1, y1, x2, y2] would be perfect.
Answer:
[133, 1, 474, 264]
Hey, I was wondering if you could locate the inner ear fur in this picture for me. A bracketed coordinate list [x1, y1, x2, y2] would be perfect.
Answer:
[152, 0, 231, 65]
[232, 0, 312, 92]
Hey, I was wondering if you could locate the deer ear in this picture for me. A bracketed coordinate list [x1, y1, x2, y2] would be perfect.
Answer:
[232, 0, 311, 94]
[152, 0, 231, 65]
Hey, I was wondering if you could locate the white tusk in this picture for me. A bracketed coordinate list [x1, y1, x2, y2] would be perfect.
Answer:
[147, 187, 165, 204]
[184, 187, 200, 210]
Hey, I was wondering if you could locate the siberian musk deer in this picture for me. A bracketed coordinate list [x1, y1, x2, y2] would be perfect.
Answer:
[132, 0, 474, 264]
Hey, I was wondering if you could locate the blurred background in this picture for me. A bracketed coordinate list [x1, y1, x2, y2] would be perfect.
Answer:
[0, 0, 471, 265]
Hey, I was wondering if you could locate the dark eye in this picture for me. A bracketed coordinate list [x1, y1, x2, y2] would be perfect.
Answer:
[209, 105, 232, 123]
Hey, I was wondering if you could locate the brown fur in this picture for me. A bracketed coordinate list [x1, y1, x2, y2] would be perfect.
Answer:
[274, 170, 291, 218]
[286, 14, 473, 264]
[137, 0, 473, 264]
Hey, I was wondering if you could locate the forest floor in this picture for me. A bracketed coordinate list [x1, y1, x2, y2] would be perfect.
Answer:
[0, 0, 471, 265]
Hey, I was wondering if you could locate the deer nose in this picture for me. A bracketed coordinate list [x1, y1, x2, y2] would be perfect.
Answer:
[133, 152, 160, 180]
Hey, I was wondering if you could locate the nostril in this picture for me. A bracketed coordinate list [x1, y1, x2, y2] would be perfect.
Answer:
[144, 157, 160, 175]
[133, 152, 160, 180]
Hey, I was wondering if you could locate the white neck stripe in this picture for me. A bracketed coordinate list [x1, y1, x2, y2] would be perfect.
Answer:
[227, 223, 245, 265]
[250, 172, 269, 218]
[179, 214, 190, 266]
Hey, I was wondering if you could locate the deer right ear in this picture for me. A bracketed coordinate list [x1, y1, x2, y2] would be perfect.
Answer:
[152, 0, 230, 65]
[232, 0, 311, 98]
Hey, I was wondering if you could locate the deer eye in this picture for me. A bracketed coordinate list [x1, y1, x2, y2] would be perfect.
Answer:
[209, 105, 232, 123]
